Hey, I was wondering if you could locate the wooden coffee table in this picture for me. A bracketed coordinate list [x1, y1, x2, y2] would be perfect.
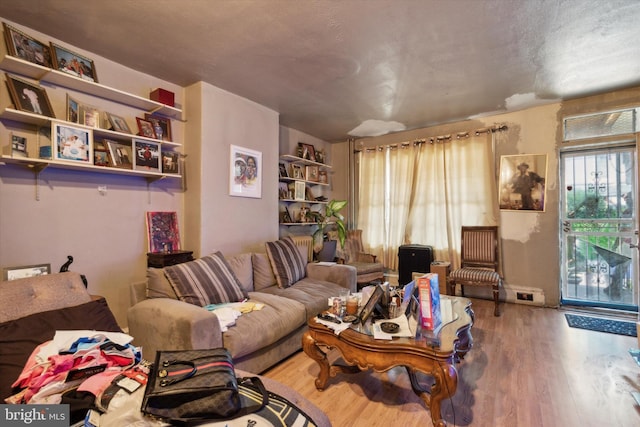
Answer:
[302, 295, 473, 427]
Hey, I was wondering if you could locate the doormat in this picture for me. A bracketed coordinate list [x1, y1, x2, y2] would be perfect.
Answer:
[565, 313, 637, 337]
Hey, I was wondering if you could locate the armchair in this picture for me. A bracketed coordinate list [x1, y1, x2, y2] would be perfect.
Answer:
[330, 229, 385, 288]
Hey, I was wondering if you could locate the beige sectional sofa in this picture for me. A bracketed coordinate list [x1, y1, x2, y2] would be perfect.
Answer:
[128, 242, 357, 374]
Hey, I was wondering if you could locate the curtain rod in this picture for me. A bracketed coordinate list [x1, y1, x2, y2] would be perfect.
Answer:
[354, 123, 508, 153]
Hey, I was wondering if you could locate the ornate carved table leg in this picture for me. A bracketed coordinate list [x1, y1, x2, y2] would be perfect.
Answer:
[407, 363, 458, 427]
[302, 331, 330, 390]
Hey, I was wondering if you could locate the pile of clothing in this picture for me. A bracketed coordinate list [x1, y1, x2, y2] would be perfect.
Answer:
[6, 330, 148, 424]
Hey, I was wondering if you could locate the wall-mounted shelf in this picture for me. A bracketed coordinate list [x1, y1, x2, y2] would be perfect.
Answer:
[279, 154, 332, 169]
[0, 55, 183, 120]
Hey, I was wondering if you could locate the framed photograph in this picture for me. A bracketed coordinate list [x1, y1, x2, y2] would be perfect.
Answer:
[10, 133, 28, 158]
[499, 154, 547, 211]
[50, 42, 98, 82]
[136, 117, 157, 139]
[279, 162, 288, 178]
[291, 164, 304, 180]
[318, 170, 328, 184]
[298, 142, 316, 162]
[133, 139, 161, 172]
[281, 207, 293, 224]
[145, 113, 172, 142]
[80, 105, 100, 128]
[93, 140, 110, 167]
[66, 94, 80, 123]
[294, 181, 306, 201]
[146, 211, 181, 253]
[306, 165, 319, 182]
[5, 74, 55, 117]
[52, 122, 92, 163]
[359, 284, 384, 324]
[3, 23, 52, 68]
[3, 263, 51, 281]
[278, 182, 289, 199]
[104, 139, 133, 169]
[106, 112, 132, 134]
[161, 151, 180, 174]
[229, 144, 262, 198]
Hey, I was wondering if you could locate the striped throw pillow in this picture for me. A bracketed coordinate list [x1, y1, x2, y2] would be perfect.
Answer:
[164, 252, 247, 306]
[265, 237, 307, 288]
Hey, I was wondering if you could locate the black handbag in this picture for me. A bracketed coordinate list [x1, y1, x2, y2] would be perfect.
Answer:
[141, 348, 268, 423]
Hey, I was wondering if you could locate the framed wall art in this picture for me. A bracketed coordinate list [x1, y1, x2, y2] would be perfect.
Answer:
[52, 122, 92, 163]
[106, 112, 131, 134]
[50, 42, 98, 82]
[146, 211, 181, 253]
[133, 139, 161, 172]
[3, 23, 52, 68]
[499, 154, 547, 211]
[145, 113, 172, 142]
[104, 139, 133, 169]
[6, 74, 55, 117]
[229, 145, 262, 198]
[2, 263, 51, 281]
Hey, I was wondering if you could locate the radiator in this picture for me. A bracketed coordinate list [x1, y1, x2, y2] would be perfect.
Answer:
[290, 235, 314, 262]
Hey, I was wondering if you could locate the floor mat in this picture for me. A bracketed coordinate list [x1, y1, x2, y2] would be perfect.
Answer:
[565, 313, 637, 337]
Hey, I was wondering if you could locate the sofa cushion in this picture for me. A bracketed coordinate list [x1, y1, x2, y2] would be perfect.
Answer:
[265, 237, 307, 288]
[252, 253, 276, 291]
[164, 252, 247, 306]
[226, 253, 254, 295]
[222, 291, 306, 360]
[259, 277, 347, 319]
[146, 267, 177, 299]
[0, 297, 122, 401]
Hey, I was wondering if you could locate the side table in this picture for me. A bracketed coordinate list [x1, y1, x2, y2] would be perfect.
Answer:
[147, 250, 194, 268]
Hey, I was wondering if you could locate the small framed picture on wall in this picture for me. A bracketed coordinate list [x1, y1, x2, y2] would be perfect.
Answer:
[229, 145, 262, 198]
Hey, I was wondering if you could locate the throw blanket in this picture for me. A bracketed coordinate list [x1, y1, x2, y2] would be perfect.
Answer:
[205, 302, 265, 332]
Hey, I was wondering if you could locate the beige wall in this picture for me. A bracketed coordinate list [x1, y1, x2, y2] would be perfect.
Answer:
[348, 88, 640, 307]
[0, 20, 184, 326]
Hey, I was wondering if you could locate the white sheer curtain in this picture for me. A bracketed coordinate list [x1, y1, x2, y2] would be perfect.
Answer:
[357, 132, 498, 271]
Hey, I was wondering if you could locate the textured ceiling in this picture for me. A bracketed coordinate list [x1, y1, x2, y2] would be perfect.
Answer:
[1, 0, 640, 142]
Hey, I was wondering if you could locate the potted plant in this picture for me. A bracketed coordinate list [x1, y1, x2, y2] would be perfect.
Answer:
[306, 199, 347, 258]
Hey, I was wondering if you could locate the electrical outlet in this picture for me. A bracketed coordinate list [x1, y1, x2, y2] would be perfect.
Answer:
[517, 292, 533, 301]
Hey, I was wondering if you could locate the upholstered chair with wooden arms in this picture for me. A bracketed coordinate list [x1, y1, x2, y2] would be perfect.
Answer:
[329, 229, 385, 288]
[447, 226, 502, 316]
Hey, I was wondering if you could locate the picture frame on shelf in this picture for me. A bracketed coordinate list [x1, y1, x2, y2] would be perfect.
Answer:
[315, 148, 325, 164]
[229, 144, 262, 198]
[145, 114, 172, 142]
[279, 162, 288, 178]
[80, 104, 100, 128]
[291, 164, 304, 180]
[305, 165, 319, 182]
[294, 181, 306, 201]
[298, 142, 316, 162]
[2, 263, 51, 281]
[93, 140, 110, 167]
[5, 74, 55, 117]
[278, 182, 289, 199]
[161, 151, 180, 174]
[2, 23, 52, 68]
[318, 169, 328, 184]
[136, 117, 157, 139]
[133, 139, 161, 173]
[9, 133, 28, 158]
[52, 122, 92, 163]
[104, 139, 133, 169]
[499, 153, 547, 212]
[50, 42, 98, 82]
[106, 112, 132, 134]
[66, 94, 80, 123]
[281, 207, 293, 224]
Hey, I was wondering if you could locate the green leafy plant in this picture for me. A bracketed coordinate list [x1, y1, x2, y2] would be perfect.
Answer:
[306, 199, 347, 252]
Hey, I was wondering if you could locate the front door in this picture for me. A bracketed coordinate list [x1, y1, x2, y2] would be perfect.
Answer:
[560, 145, 638, 311]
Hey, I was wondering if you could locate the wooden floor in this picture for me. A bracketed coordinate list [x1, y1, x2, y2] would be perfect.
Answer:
[263, 298, 640, 427]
